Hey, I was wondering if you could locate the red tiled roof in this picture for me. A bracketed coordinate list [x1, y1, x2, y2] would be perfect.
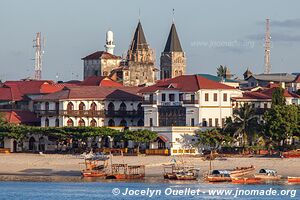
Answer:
[234, 87, 300, 100]
[81, 76, 123, 87]
[139, 75, 236, 93]
[36, 86, 142, 101]
[4, 80, 54, 94]
[1, 111, 40, 125]
[81, 51, 121, 60]
[0, 85, 23, 101]
[294, 74, 300, 83]
[261, 87, 300, 98]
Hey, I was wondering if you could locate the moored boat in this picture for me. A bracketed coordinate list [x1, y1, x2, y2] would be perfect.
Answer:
[287, 176, 300, 183]
[283, 149, 300, 158]
[254, 169, 281, 180]
[106, 164, 145, 179]
[230, 165, 255, 177]
[231, 177, 262, 184]
[81, 152, 109, 178]
[163, 164, 199, 180]
[204, 170, 232, 182]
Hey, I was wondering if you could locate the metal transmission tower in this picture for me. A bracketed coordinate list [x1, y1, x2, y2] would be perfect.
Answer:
[264, 19, 271, 74]
[33, 32, 44, 80]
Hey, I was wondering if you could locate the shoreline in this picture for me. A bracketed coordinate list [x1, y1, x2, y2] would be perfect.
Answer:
[0, 153, 299, 182]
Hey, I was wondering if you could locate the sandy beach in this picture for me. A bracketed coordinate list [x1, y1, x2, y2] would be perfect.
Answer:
[0, 153, 299, 182]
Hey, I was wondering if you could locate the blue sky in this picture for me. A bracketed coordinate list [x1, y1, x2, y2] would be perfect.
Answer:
[1, 0, 300, 81]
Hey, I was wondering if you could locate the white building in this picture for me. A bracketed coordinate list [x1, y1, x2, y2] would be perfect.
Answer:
[139, 75, 242, 128]
[35, 86, 144, 128]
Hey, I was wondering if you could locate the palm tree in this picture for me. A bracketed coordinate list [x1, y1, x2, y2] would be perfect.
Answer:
[227, 104, 259, 147]
[217, 65, 228, 79]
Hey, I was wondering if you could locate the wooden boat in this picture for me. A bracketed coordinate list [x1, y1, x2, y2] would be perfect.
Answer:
[287, 176, 300, 183]
[230, 165, 255, 178]
[81, 151, 109, 178]
[283, 149, 300, 158]
[163, 164, 199, 180]
[106, 164, 145, 179]
[204, 170, 232, 182]
[254, 169, 281, 180]
[231, 177, 262, 184]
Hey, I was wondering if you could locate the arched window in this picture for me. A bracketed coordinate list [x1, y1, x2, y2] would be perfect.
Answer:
[108, 102, 115, 115]
[119, 119, 127, 127]
[108, 119, 115, 126]
[67, 102, 74, 114]
[90, 102, 97, 111]
[119, 102, 127, 111]
[45, 102, 49, 111]
[175, 70, 178, 76]
[179, 70, 183, 76]
[67, 118, 74, 127]
[137, 103, 143, 114]
[29, 137, 35, 151]
[45, 118, 49, 127]
[78, 119, 85, 127]
[137, 119, 144, 126]
[79, 102, 85, 110]
[55, 118, 59, 127]
[90, 119, 97, 127]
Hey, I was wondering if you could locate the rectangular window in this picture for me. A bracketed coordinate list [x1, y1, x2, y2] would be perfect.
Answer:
[205, 93, 209, 101]
[213, 93, 218, 102]
[169, 94, 175, 102]
[215, 118, 219, 127]
[191, 118, 195, 126]
[179, 93, 183, 101]
[191, 94, 195, 101]
[264, 103, 268, 109]
[209, 118, 212, 127]
[223, 93, 228, 102]
[150, 118, 153, 126]
[222, 118, 225, 127]
[252, 104, 255, 108]
[202, 118, 207, 127]
[162, 93, 166, 102]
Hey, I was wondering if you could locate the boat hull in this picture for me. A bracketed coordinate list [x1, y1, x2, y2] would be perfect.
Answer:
[81, 170, 106, 178]
[232, 177, 262, 184]
[205, 176, 232, 182]
[254, 174, 281, 180]
[106, 174, 144, 180]
[288, 177, 300, 183]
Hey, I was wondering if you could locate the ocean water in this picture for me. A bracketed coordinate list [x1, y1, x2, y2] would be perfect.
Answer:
[0, 181, 299, 200]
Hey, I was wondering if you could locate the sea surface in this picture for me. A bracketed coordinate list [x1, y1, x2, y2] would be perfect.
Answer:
[0, 181, 299, 200]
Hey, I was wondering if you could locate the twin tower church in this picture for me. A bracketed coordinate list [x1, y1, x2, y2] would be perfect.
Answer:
[82, 21, 186, 86]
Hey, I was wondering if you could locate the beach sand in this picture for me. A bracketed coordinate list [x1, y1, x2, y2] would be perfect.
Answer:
[0, 153, 299, 182]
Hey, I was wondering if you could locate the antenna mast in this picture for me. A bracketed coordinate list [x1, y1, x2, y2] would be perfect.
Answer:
[33, 32, 44, 80]
[264, 19, 271, 74]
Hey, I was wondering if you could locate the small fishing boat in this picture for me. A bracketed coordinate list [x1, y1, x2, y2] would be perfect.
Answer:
[163, 164, 199, 180]
[283, 149, 300, 158]
[106, 164, 145, 179]
[254, 169, 281, 180]
[287, 176, 300, 183]
[231, 177, 262, 184]
[81, 151, 109, 178]
[204, 170, 232, 182]
[230, 165, 255, 177]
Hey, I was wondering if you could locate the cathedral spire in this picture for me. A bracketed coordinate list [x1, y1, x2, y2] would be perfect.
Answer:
[129, 21, 148, 52]
[163, 23, 183, 52]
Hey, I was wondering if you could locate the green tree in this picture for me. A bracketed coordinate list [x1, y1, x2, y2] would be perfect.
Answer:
[123, 129, 158, 154]
[195, 128, 232, 151]
[226, 104, 259, 147]
[271, 87, 286, 106]
[263, 105, 299, 150]
[216, 65, 228, 78]
[0, 112, 7, 125]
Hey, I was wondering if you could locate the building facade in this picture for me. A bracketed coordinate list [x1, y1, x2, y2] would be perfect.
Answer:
[36, 86, 144, 128]
[140, 75, 243, 128]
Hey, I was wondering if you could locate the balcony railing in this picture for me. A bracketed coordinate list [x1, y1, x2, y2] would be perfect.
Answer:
[182, 99, 198, 104]
[36, 110, 143, 118]
[143, 100, 157, 105]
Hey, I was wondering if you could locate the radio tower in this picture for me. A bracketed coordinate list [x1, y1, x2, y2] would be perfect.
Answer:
[33, 32, 44, 80]
[264, 19, 271, 74]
